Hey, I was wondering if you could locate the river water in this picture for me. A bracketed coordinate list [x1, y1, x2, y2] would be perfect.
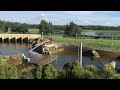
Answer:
[81, 31, 120, 37]
[0, 43, 120, 70]
[54, 31, 120, 37]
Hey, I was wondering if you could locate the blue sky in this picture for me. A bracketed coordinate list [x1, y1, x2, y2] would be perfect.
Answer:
[0, 11, 120, 26]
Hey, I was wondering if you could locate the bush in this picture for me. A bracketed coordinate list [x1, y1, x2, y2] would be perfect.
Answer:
[20, 67, 34, 79]
[0, 66, 6, 79]
[85, 65, 100, 79]
[84, 70, 94, 79]
[42, 64, 58, 79]
[6, 65, 18, 79]
[113, 74, 120, 79]
[36, 66, 42, 79]
[100, 64, 116, 79]
[62, 61, 85, 79]
[0, 65, 18, 79]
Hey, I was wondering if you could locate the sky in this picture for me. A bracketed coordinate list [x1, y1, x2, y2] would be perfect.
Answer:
[0, 11, 120, 26]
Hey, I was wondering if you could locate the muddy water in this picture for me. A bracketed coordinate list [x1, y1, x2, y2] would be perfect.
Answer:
[50, 48, 120, 70]
[0, 43, 120, 70]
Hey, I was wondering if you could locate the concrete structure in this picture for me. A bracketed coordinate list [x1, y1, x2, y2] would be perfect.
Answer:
[0, 34, 41, 43]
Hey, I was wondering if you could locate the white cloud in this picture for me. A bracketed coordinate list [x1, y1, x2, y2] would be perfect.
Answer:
[40, 13, 49, 21]
[0, 11, 120, 26]
[26, 12, 120, 25]
[40, 13, 46, 17]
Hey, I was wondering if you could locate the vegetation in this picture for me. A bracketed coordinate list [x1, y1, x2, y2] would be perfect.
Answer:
[42, 64, 58, 79]
[65, 21, 80, 37]
[39, 20, 53, 35]
[79, 25, 120, 30]
[19, 67, 34, 79]
[0, 20, 39, 33]
[0, 56, 120, 79]
[44, 35, 120, 51]
[0, 62, 18, 79]
[61, 61, 84, 79]
[36, 66, 42, 79]
[101, 64, 116, 79]
[1, 19, 120, 34]
[84, 65, 100, 79]
[10, 24, 28, 33]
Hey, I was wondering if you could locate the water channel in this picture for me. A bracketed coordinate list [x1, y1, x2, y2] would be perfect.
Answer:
[0, 43, 120, 70]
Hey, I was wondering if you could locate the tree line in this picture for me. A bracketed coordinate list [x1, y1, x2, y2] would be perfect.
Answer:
[0, 20, 39, 33]
[1, 19, 120, 34]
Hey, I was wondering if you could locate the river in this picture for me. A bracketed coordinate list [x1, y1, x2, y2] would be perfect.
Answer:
[0, 43, 120, 70]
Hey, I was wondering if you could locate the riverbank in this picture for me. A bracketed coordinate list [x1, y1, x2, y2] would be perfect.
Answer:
[52, 42, 120, 60]
[44, 35, 120, 51]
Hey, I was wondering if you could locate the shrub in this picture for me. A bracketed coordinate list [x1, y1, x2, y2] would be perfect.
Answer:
[85, 65, 100, 79]
[62, 61, 85, 79]
[20, 67, 34, 79]
[0, 65, 18, 79]
[100, 64, 116, 79]
[36, 66, 42, 79]
[84, 70, 94, 79]
[5, 65, 18, 79]
[42, 64, 58, 79]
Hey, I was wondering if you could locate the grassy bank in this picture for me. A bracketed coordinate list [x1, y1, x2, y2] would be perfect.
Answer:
[45, 35, 120, 51]
[28, 29, 39, 33]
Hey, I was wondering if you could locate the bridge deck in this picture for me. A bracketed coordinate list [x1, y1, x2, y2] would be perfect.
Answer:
[0, 34, 41, 39]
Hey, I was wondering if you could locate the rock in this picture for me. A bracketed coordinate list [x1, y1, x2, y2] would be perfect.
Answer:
[91, 49, 100, 58]
[19, 61, 22, 64]
[110, 61, 116, 69]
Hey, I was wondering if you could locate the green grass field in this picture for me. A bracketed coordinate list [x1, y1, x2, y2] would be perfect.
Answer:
[28, 28, 39, 33]
[28, 29, 120, 51]
[45, 35, 120, 51]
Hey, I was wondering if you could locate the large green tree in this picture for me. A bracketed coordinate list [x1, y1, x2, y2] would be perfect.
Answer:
[39, 20, 53, 35]
[64, 21, 79, 37]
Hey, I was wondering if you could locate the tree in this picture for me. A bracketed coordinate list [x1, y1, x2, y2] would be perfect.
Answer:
[64, 21, 79, 37]
[10, 24, 28, 33]
[1, 25, 9, 33]
[62, 61, 85, 79]
[39, 20, 53, 35]
[64, 24, 69, 36]
[42, 64, 58, 79]
[36, 66, 42, 79]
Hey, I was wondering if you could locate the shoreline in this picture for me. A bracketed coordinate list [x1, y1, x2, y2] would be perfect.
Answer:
[55, 42, 120, 60]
